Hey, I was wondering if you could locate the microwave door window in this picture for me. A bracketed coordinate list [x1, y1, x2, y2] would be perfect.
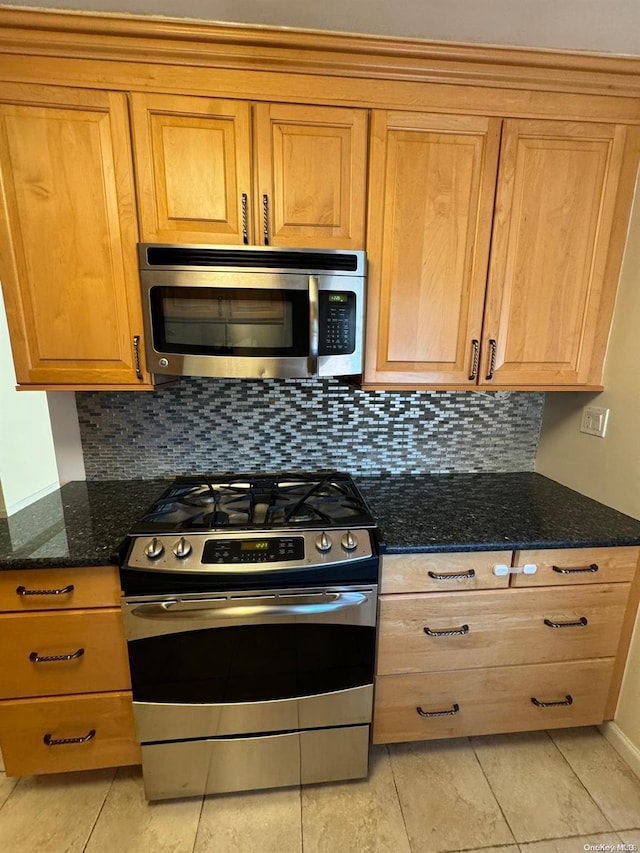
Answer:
[151, 287, 308, 356]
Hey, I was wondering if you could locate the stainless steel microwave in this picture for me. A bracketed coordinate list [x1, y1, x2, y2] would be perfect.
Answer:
[138, 244, 366, 380]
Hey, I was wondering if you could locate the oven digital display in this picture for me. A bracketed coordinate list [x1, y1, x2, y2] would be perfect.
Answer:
[202, 537, 305, 565]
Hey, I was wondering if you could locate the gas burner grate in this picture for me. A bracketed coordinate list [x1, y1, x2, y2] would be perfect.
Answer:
[131, 471, 375, 534]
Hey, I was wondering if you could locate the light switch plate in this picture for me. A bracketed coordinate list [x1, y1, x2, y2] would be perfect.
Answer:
[580, 405, 610, 437]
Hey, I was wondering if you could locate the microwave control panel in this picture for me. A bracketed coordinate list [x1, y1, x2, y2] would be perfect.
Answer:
[318, 292, 356, 355]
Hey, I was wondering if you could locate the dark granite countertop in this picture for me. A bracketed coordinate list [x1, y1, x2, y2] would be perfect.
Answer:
[0, 480, 166, 570]
[1, 473, 640, 570]
[357, 472, 640, 553]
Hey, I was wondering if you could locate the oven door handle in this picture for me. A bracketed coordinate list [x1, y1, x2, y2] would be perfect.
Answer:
[129, 591, 368, 621]
[308, 274, 319, 376]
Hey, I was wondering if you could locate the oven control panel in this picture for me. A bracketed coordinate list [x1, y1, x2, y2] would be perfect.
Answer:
[125, 529, 374, 573]
[203, 537, 304, 564]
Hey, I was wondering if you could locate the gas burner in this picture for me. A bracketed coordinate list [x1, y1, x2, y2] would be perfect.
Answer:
[130, 471, 374, 534]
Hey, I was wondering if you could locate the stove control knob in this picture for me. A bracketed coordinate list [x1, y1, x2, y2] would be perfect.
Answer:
[315, 532, 332, 553]
[173, 537, 192, 559]
[144, 538, 164, 560]
[341, 531, 358, 552]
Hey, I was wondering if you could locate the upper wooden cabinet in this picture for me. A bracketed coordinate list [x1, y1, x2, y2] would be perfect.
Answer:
[482, 120, 626, 387]
[365, 111, 501, 386]
[0, 83, 149, 388]
[130, 94, 368, 249]
[365, 111, 639, 389]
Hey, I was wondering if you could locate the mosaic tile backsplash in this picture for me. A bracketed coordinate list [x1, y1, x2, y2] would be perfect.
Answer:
[75, 378, 545, 480]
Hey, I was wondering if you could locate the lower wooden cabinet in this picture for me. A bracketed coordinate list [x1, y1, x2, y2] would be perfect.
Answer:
[377, 583, 630, 675]
[0, 692, 140, 776]
[374, 545, 640, 744]
[373, 658, 615, 743]
[0, 565, 139, 776]
[0, 609, 131, 699]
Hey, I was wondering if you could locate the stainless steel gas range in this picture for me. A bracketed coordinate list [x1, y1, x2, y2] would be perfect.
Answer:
[118, 471, 379, 801]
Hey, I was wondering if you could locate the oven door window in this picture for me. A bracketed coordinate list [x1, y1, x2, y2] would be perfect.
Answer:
[150, 286, 309, 356]
[128, 623, 375, 703]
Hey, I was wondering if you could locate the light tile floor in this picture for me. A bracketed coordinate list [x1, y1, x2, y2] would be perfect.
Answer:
[0, 727, 638, 853]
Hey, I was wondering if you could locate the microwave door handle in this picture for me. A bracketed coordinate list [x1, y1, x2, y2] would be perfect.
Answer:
[308, 274, 319, 376]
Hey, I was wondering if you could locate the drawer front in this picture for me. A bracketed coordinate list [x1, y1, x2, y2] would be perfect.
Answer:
[0, 609, 131, 698]
[0, 566, 121, 611]
[511, 546, 640, 587]
[373, 658, 614, 743]
[0, 691, 141, 776]
[377, 584, 630, 674]
[381, 551, 512, 594]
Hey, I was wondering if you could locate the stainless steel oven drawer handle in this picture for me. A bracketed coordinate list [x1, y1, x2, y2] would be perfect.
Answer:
[131, 591, 368, 620]
[308, 274, 319, 376]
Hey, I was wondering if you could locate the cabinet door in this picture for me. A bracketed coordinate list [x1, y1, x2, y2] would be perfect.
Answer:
[253, 102, 367, 248]
[482, 119, 627, 386]
[0, 84, 147, 387]
[130, 93, 253, 244]
[364, 111, 501, 385]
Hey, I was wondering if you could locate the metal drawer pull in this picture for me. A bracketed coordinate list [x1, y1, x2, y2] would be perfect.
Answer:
[29, 648, 85, 663]
[43, 729, 96, 747]
[468, 339, 479, 381]
[485, 338, 497, 380]
[417, 703, 460, 718]
[531, 695, 573, 708]
[241, 192, 249, 244]
[543, 617, 588, 629]
[552, 563, 599, 574]
[428, 569, 475, 580]
[16, 584, 74, 597]
[262, 194, 270, 245]
[133, 335, 143, 381]
[424, 624, 469, 637]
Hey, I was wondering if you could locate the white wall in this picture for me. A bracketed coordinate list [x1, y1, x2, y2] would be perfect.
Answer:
[0, 288, 59, 515]
[536, 183, 640, 765]
[4, 0, 640, 55]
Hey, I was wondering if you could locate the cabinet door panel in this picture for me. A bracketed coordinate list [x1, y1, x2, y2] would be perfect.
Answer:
[254, 102, 367, 248]
[0, 84, 145, 385]
[365, 111, 500, 385]
[131, 93, 253, 244]
[482, 119, 626, 386]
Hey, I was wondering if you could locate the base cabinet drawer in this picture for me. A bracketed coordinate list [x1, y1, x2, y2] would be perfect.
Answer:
[0, 609, 131, 698]
[381, 552, 512, 594]
[373, 658, 615, 744]
[0, 566, 121, 611]
[0, 691, 141, 776]
[377, 584, 629, 674]
[511, 546, 640, 587]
